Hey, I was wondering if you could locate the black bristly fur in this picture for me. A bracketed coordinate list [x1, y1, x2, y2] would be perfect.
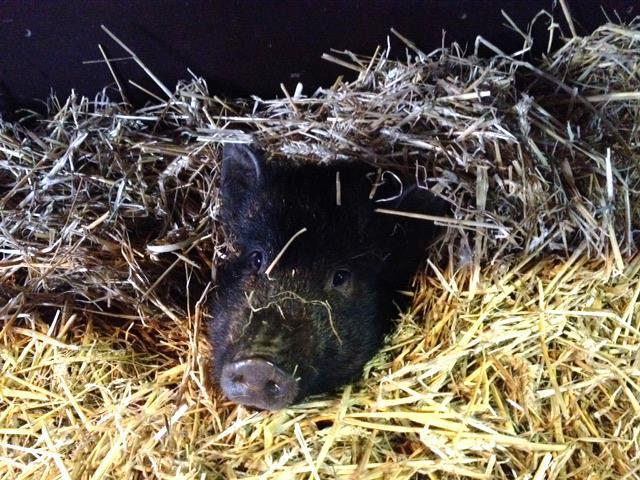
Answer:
[209, 144, 441, 405]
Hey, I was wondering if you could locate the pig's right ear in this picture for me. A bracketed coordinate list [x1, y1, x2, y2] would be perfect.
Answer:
[220, 144, 265, 214]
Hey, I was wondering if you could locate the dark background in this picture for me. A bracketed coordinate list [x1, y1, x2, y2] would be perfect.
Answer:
[0, 1, 636, 118]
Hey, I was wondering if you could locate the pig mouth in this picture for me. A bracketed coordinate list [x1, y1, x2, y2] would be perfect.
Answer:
[219, 357, 300, 410]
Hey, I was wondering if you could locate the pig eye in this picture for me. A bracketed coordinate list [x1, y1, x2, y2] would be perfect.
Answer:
[332, 269, 352, 288]
[247, 250, 265, 272]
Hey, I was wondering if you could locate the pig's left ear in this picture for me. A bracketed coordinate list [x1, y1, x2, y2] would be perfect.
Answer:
[377, 183, 440, 212]
[220, 144, 265, 214]
[376, 184, 447, 284]
[376, 182, 447, 247]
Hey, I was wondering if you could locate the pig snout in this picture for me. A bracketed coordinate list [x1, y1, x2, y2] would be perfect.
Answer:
[220, 358, 299, 410]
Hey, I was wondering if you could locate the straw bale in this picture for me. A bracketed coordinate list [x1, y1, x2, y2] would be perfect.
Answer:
[1, 13, 639, 480]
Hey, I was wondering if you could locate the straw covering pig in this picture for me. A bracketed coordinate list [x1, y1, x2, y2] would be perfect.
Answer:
[210, 144, 441, 410]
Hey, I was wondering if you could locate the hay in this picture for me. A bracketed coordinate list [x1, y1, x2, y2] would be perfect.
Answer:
[1, 11, 639, 479]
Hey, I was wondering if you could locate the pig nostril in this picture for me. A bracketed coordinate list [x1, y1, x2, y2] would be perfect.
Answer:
[265, 380, 280, 396]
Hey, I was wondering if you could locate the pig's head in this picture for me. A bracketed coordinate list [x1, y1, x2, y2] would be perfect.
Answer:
[209, 144, 440, 410]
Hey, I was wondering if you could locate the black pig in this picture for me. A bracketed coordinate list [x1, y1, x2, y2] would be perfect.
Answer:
[210, 144, 441, 410]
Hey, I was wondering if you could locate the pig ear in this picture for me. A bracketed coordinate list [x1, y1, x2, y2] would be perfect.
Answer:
[221, 144, 265, 213]
[377, 182, 436, 211]
[376, 185, 446, 285]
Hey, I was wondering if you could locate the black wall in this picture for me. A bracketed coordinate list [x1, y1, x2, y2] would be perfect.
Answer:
[0, 1, 636, 117]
